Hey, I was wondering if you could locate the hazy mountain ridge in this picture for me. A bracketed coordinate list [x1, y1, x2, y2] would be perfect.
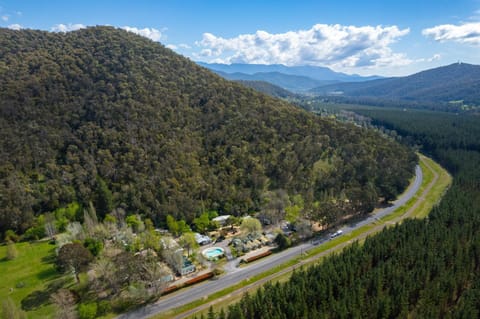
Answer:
[199, 62, 382, 92]
[311, 63, 480, 107]
[198, 62, 381, 81]
[213, 70, 334, 92]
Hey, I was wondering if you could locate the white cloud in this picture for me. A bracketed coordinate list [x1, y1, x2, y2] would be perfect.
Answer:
[166, 44, 177, 50]
[121, 26, 162, 41]
[51, 23, 86, 32]
[415, 53, 441, 63]
[427, 53, 441, 62]
[7, 24, 22, 30]
[195, 24, 411, 70]
[1, 15, 9, 22]
[423, 22, 480, 45]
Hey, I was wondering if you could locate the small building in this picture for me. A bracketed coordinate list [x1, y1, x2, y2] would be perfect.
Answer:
[194, 232, 212, 245]
[212, 215, 231, 226]
[181, 257, 196, 276]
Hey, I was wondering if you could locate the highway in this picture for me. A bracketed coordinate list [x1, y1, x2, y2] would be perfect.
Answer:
[118, 165, 422, 319]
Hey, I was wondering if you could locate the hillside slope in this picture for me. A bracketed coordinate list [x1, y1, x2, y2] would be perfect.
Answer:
[234, 80, 296, 98]
[213, 70, 331, 92]
[311, 63, 480, 106]
[0, 27, 416, 234]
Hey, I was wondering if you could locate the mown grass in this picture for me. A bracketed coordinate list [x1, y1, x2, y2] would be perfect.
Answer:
[173, 154, 451, 319]
[0, 240, 64, 318]
[413, 155, 452, 219]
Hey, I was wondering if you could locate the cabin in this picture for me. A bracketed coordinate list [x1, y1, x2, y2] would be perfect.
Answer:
[212, 215, 231, 226]
[194, 232, 212, 245]
[181, 256, 196, 276]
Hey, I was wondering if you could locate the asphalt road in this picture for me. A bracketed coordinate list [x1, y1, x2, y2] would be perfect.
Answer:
[118, 165, 422, 319]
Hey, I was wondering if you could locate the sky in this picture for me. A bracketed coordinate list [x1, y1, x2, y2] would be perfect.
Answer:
[1, 0, 480, 76]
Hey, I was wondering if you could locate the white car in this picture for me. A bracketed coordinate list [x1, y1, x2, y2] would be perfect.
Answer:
[330, 230, 343, 239]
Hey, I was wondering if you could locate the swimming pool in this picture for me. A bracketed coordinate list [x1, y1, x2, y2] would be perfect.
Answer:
[202, 247, 225, 260]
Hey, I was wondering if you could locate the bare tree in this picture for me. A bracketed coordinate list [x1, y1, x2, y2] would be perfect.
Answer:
[83, 202, 99, 237]
[50, 289, 77, 319]
[89, 257, 118, 294]
[142, 258, 170, 296]
[259, 189, 290, 225]
[1, 297, 27, 319]
[240, 217, 262, 236]
[295, 218, 313, 240]
[6, 241, 18, 260]
[44, 213, 57, 240]
[162, 248, 183, 274]
[178, 232, 198, 257]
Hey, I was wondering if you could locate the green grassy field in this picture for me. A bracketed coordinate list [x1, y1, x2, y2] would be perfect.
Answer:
[0, 240, 63, 318]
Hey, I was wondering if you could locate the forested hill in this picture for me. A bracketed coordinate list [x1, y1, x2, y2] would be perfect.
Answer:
[311, 63, 480, 108]
[0, 27, 416, 235]
[235, 80, 296, 98]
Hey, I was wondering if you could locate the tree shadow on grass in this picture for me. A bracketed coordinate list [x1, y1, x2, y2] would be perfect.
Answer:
[21, 277, 70, 311]
[41, 251, 56, 264]
[36, 266, 59, 281]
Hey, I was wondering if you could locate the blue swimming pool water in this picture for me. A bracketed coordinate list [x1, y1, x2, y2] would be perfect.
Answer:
[202, 247, 224, 259]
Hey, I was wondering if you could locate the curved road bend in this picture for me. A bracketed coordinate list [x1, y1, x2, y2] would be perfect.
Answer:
[118, 165, 422, 319]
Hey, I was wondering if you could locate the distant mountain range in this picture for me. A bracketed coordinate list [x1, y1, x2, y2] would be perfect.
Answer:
[198, 62, 382, 92]
[214, 70, 335, 92]
[311, 63, 480, 106]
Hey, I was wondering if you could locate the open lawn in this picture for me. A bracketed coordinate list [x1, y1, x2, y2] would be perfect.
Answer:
[0, 240, 65, 318]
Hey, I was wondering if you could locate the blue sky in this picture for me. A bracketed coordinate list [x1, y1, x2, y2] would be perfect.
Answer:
[1, 0, 480, 76]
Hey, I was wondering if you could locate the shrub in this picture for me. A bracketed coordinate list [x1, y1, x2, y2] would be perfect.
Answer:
[23, 226, 46, 241]
[83, 238, 103, 256]
[78, 302, 97, 319]
[96, 300, 111, 316]
[274, 233, 291, 250]
[4, 230, 19, 242]
[6, 241, 18, 260]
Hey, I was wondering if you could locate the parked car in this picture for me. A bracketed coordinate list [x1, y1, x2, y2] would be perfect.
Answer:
[214, 235, 225, 243]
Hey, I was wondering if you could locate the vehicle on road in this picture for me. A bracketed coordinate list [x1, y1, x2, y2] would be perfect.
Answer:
[330, 230, 343, 239]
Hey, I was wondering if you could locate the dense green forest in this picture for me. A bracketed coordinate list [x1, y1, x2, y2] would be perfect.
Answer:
[204, 109, 480, 318]
[0, 27, 416, 238]
[234, 80, 295, 99]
